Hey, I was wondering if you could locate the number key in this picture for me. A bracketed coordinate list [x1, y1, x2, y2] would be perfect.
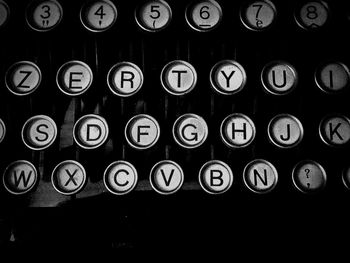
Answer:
[80, 0, 118, 32]
[186, 0, 222, 32]
[241, 0, 277, 31]
[295, 1, 329, 30]
[26, 0, 63, 32]
[135, 0, 172, 32]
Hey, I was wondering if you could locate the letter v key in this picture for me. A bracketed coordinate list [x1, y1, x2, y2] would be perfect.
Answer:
[150, 160, 184, 195]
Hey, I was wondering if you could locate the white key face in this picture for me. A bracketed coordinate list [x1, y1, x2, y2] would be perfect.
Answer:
[161, 60, 197, 95]
[244, 159, 278, 193]
[81, 0, 117, 32]
[263, 62, 298, 95]
[125, 114, 160, 149]
[137, 0, 172, 32]
[316, 63, 350, 93]
[104, 161, 138, 195]
[297, 1, 328, 29]
[22, 115, 57, 150]
[0, 119, 6, 143]
[6, 61, 41, 96]
[150, 160, 184, 194]
[293, 161, 326, 193]
[28, 0, 63, 31]
[73, 115, 109, 149]
[319, 115, 350, 146]
[57, 61, 93, 96]
[210, 60, 247, 95]
[108, 62, 143, 97]
[52, 161, 86, 195]
[221, 113, 255, 148]
[199, 160, 233, 194]
[243, 0, 276, 30]
[173, 114, 208, 148]
[187, 0, 222, 31]
[3, 161, 38, 195]
[268, 114, 303, 148]
[0, 1, 9, 27]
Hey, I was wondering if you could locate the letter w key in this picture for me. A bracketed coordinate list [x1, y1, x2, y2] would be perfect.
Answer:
[3, 160, 38, 194]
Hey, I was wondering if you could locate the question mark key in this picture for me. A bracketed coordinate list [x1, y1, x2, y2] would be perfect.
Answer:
[292, 160, 327, 193]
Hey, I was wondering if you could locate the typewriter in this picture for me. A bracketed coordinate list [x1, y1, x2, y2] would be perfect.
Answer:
[1, 0, 350, 250]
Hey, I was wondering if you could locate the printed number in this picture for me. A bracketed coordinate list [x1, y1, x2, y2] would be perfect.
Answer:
[199, 5, 210, 20]
[150, 5, 161, 19]
[94, 5, 106, 20]
[306, 5, 318, 20]
[252, 4, 263, 19]
[40, 5, 51, 19]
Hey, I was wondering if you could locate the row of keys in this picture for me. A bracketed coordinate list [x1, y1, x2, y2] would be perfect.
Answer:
[0, 0, 332, 32]
[1, 113, 349, 150]
[2, 158, 349, 195]
[4, 60, 350, 96]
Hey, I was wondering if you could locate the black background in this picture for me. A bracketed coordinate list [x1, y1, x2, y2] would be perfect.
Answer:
[1, 0, 350, 252]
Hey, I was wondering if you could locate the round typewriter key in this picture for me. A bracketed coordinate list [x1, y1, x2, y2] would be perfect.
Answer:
[125, 114, 160, 150]
[319, 115, 350, 146]
[199, 160, 233, 194]
[292, 160, 326, 193]
[315, 62, 350, 93]
[220, 113, 256, 148]
[342, 166, 350, 190]
[150, 160, 184, 195]
[261, 61, 298, 95]
[268, 114, 303, 148]
[26, 0, 63, 32]
[107, 62, 144, 97]
[0, 1, 10, 28]
[21, 115, 57, 150]
[5, 61, 42, 96]
[243, 159, 278, 194]
[51, 160, 86, 195]
[0, 118, 6, 144]
[210, 60, 247, 95]
[135, 0, 172, 32]
[295, 1, 329, 30]
[161, 60, 197, 95]
[104, 161, 138, 195]
[3, 160, 38, 195]
[80, 0, 117, 32]
[173, 113, 208, 149]
[240, 0, 277, 31]
[73, 114, 109, 149]
[185, 0, 222, 32]
[56, 60, 93, 96]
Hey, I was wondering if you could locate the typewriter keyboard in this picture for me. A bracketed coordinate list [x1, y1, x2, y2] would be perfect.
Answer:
[0, 0, 350, 210]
